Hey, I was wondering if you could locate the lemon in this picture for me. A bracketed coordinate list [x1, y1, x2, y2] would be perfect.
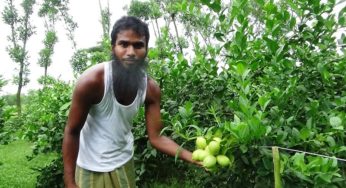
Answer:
[196, 136, 207, 149]
[203, 155, 217, 168]
[217, 155, 230, 167]
[208, 141, 220, 155]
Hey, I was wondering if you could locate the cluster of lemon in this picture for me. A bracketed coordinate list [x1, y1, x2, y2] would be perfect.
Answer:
[192, 136, 232, 170]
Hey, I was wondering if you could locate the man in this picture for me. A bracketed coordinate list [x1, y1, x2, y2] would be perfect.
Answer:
[62, 16, 199, 188]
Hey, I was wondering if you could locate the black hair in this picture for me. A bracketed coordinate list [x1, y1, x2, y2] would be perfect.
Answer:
[110, 16, 150, 48]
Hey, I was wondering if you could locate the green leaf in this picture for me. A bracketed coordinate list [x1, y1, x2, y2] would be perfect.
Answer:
[265, 126, 272, 136]
[188, 125, 202, 135]
[286, 0, 303, 16]
[275, 44, 286, 62]
[258, 94, 271, 111]
[292, 153, 306, 170]
[336, 146, 346, 153]
[59, 101, 71, 111]
[264, 37, 279, 54]
[234, 114, 241, 123]
[338, 6, 346, 26]
[151, 148, 157, 157]
[292, 127, 300, 139]
[209, 0, 222, 12]
[306, 118, 313, 129]
[181, 0, 187, 11]
[293, 171, 312, 183]
[233, 62, 246, 76]
[338, 16, 345, 26]
[255, 0, 265, 6]
[317, 173, 333, 183]
[219, 14, 225, 22]
[240, 144, 248, 153]
[264, 2, 276, 14]
[214, 32, 225, 42]
[235, 31, 246, 50]
[178, 106, 187, 117]
[239, 95, 250, 114]
[326, 136, 336, 147]
[233, 122, 250, 142]
[329, 116, 342, 127]
[299, 128, 310, 141]
[200, 0, 209, 5]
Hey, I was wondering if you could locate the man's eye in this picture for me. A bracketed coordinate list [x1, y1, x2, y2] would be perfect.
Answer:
[120, 43, 128, 47]
[133, 43, 144, 49]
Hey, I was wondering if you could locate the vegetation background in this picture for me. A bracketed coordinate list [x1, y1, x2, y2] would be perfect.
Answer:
[1, 0, 346, 187]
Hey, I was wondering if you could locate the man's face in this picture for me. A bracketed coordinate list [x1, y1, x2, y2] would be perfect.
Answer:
[112, 29, 147, 69]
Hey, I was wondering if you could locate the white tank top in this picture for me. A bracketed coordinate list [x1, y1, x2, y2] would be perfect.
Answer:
[76, 61, 147, 172]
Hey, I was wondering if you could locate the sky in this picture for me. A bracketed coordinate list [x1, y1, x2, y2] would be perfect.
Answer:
[0, 0, 154, 95]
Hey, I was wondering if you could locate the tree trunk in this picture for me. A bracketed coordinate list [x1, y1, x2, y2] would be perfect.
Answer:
[16, 64, 23, 114]
[198, 31, 209, 46]
[171, 13, 183, 54]
[155, 18, 161, 38]
[44, 65, 48, 78]
[151, 20, 158, 39]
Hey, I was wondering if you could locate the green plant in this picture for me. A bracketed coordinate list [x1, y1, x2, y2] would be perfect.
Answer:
[140, 0, 346, 187]
[22, 76, 72, 155]
[34, 155, 64, 188]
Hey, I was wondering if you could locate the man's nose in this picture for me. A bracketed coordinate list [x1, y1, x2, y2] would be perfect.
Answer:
[126, 45, 135, 57]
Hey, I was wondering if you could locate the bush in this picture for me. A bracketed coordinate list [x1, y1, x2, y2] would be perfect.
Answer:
[34, 155, 64, 188]
[21, 76, 72, 155]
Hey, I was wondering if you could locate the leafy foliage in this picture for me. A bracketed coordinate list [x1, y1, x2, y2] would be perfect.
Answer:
[34, 155, 64, 188]
[139, 0, 346, 187]
[70, 37, 112, 76]
[2, 0, 36, 112]
[2, 0, 346, 187]
[0, 75, 7, 124]
[13, 77, 72, 187]
[38, 30, 58, 77]
[21, 76, 72, 155]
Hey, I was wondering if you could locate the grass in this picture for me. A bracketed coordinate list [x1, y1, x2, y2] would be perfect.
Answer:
[0, 140, 57, 188]
[0, 140, 195, 188]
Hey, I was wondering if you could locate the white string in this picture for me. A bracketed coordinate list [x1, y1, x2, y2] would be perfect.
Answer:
[259, 146, 346, 162]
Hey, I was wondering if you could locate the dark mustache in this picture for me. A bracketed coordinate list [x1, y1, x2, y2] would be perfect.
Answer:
[121, 58, 143, 63]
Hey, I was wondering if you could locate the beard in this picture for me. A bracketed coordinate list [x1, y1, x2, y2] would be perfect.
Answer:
[111, 56, 148, 101]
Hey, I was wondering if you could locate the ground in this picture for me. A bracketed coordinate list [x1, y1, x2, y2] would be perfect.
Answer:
[0, 140, 57, 188]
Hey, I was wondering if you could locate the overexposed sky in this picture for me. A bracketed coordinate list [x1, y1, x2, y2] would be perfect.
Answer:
[0, 0, 149, 95]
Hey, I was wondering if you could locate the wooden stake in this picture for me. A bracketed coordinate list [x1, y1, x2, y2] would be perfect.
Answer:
[272, 146, 282, 188]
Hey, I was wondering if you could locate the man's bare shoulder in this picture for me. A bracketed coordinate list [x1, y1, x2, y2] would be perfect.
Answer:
[74, 63, 105, 104]
[78, 63, 104, 85]
[145, 77, 161, 103]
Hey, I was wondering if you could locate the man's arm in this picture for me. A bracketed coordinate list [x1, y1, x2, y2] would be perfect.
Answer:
[144, 78, 199, 164]
[62, 66, 103, 187]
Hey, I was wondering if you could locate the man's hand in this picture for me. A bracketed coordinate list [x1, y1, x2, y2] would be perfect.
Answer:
[193, 160, 203, 167]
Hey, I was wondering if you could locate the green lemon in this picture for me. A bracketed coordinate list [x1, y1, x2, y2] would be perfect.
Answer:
[208, 141, 220, 155]
[214, 128, 223, 138]
[204, 146, 211, 155]
[216, 155, 230, 167]
[203, 155, 217, 168]
[213, 137, 222, 143]
[192, 149, 202, 161]
[198, 150, 208, 161]
[196, 136, 207, 149]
